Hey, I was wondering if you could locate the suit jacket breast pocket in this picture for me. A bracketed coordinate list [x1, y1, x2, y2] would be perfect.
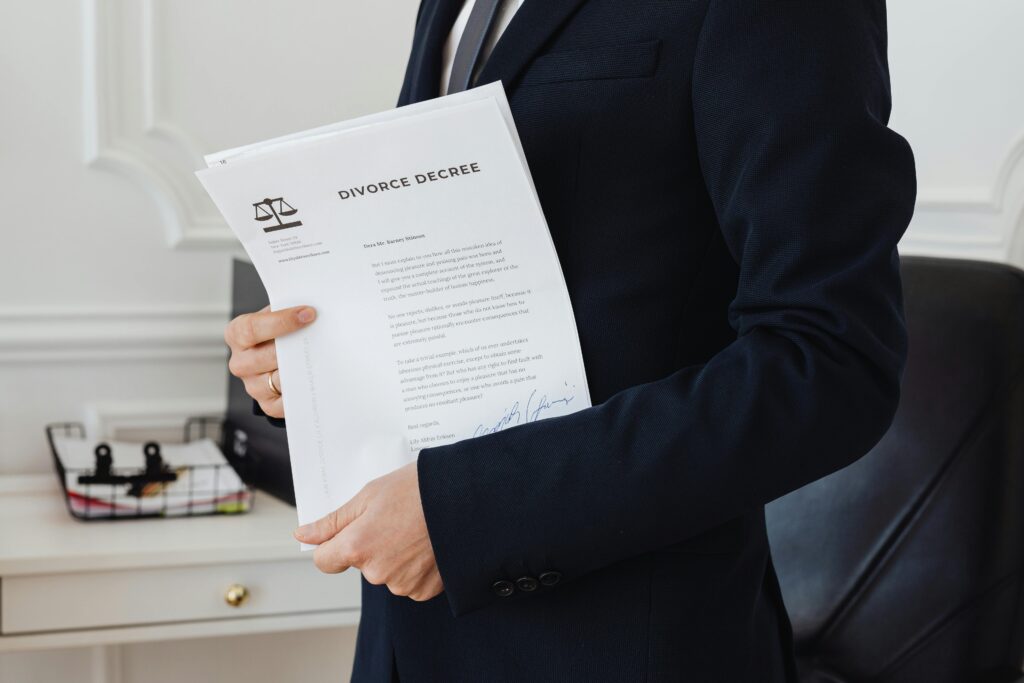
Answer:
[519, 40, 661, 86]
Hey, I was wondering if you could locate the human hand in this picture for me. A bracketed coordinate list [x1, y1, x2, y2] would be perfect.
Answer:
[225, 305, 316, 418]
[295, 462, 443, 602]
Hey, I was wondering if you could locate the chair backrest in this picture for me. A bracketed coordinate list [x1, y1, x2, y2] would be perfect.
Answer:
[766, 256, 1024, 683]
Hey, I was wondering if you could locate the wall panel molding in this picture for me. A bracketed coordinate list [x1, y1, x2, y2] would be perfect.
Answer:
[79, 0, 1024, 262]
[90, 645, 123, 683]
[82, 0, 234, 249]
[915, 134, 1024, 214]
[0, 305, 228, 363]
[83, 397, 225, 442]
[900, 133, 1024, 266]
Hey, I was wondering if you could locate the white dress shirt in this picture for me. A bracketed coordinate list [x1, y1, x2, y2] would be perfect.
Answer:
[439, 0, 525, 96]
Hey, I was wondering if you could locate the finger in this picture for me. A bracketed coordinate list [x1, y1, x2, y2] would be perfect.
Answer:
[361, 560, 388, 587]
[226, 306, 316, 350]
[243, 374, 280, 403]
[295, 500, 360, 544]
[228, 340, 277, 377]
[259, 396, 284, 419]
[408, 568, 444, 602]
[312, 534, 355, 574]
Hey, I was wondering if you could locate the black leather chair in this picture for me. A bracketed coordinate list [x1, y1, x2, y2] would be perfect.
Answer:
[767, 256, 1024, 683]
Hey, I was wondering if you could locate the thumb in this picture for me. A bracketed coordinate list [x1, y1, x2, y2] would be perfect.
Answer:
[295, 502, 359, 544]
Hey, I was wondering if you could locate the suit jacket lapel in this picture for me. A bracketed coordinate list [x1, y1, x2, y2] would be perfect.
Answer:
[401, 0, 464, 105]
[475, 0, 590, 90]
[401, 0, 589, 105]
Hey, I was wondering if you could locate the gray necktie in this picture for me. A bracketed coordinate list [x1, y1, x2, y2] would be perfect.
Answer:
[447, 0, 506, 94]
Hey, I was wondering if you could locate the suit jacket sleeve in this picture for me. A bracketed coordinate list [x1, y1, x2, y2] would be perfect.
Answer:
[416, 0, 917, 617]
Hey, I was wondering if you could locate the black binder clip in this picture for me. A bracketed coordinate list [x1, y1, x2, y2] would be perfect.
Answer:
[76, 443, 128, 486]
[75, 441, 178, 497]
[125, 442, 178, 497]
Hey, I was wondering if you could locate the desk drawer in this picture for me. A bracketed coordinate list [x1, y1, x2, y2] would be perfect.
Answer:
[1, 559, 361, 634]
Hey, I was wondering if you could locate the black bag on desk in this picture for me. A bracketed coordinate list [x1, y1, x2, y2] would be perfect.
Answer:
[222, 259, 295, 505]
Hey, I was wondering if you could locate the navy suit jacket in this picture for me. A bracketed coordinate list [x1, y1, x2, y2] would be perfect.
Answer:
[332, 0, 917, 680]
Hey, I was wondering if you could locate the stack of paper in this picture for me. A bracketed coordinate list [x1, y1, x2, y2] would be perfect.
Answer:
[197, 83, 590, 541]
[54, 437, 250, 518]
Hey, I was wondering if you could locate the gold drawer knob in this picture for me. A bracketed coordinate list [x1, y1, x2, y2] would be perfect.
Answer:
[224, 584, 249, 608]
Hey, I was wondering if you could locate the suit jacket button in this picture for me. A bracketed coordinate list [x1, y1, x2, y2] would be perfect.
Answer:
[491, 580, 515, 597]
[515, 576, 539, 592]
[539, 571, 562, 587]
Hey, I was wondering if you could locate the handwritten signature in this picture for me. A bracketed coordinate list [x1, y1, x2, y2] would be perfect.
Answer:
[472, 384, 577, 437]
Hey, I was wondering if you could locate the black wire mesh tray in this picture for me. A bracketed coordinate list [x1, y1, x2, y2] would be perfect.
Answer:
[45, 419, 254, 521]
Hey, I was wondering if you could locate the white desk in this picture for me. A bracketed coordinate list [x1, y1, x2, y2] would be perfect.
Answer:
[0, 475, 361, 652]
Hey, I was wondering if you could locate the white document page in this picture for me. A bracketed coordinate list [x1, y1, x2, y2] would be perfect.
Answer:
[197, 84, 590, 541]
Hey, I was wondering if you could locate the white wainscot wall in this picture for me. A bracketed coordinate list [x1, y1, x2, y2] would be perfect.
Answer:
[0, 1, 1021, 682]
[889, 0, 1024, 266]
[0, 1, 416, 681]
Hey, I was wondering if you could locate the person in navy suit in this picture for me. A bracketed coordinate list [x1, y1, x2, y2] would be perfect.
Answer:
[224, 0, 916, 680]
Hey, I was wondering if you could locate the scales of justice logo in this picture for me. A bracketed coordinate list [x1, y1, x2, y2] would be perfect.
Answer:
[252, 197, 303, 233]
